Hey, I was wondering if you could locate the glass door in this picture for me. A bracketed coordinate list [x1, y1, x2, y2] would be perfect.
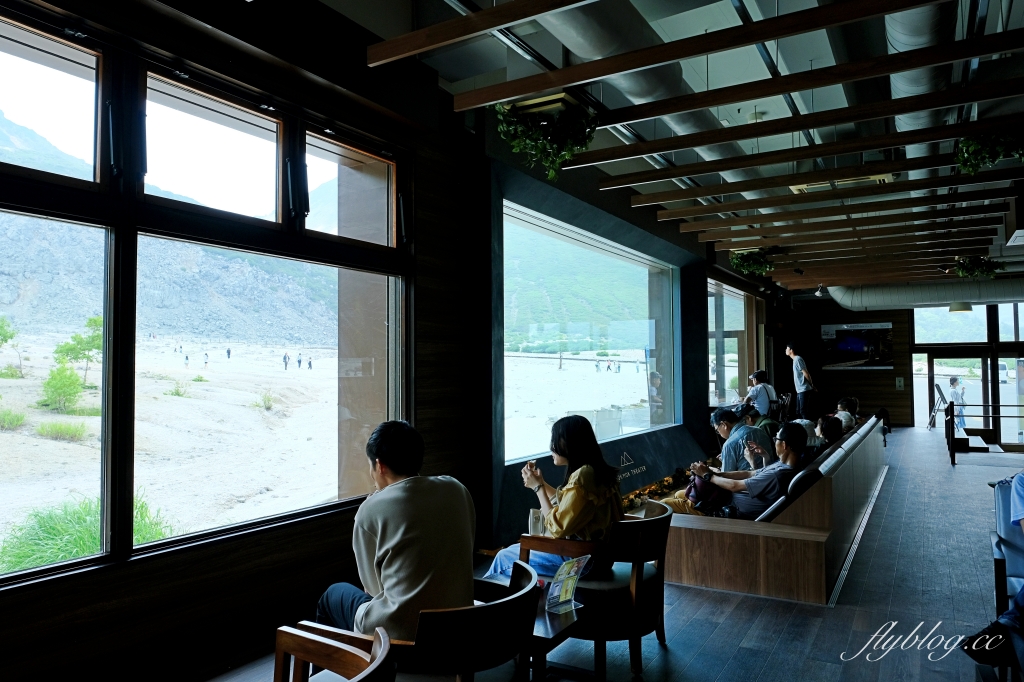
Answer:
[998, 357, 1024, 444]
[931, 357, 989, 434]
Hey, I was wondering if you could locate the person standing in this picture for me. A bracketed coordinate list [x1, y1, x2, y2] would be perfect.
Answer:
[786, 343, 815, 420]
[635, 359, 639, 373]
[298, 353, 303, 371]
[595, 360, 600, 373]
[204, 352, 209, 369]
[950, 376, 967, 430]
[227, 348, 231, 360]
[283, 353, 289, 370]
[308, 357, 312, 370]
[184, 355, 189, 369]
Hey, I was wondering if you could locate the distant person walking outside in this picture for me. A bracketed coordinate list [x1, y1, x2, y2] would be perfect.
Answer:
[204, 352, 209, 369]
[227, 348, 231, 359]
[950, 376, 967, 430]
[298, 353, 302, 370]
[185, 355, 189, 369]
[283, 352, 290, 370]
[308, 357, 312, 370]
[786, 343, 816, 420]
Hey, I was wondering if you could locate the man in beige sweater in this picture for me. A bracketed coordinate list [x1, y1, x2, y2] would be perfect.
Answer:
[316, 421, 476, 642]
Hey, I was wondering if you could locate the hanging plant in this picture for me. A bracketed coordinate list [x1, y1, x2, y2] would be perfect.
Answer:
[955, 133, 1024, 175]
[953, 255, 1006, 279]
[729, 249, 774, 277]
[494, 97, 597, 181]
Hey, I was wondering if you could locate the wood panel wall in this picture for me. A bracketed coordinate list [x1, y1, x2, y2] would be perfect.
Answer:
[775, 302, 914, 426]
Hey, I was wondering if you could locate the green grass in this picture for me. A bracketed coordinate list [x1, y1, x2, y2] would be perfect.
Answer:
[252, 389, 274, 411]
[0, 409, 25, 431]
[191, 375, 209, 382]
[0, 364, 21, 378]
[0, 495, 174, 573]
[67, 406, 101, 417]
[163, 381, 190, 398]
[36, 421, 86, 441]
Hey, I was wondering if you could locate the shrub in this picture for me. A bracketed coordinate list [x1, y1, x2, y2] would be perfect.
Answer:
[253, 390, 274, 411]
[41, 362, 82, 412]
[164, 381, 190, 398]
[0, 495, 174, 573]
[191, 375, 209, 382]
[0, 408, 25, 431]
[596, 351, 609, 357]
[728, 376, 739, 390]
[570, 351, 580, 355]
[67, 406, 102, 417]
[0, 364, 20, 378]
[37, 421, 86, 441]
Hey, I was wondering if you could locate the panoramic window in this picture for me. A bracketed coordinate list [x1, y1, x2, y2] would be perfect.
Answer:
[0, 19, 96, 181]
[502, 203, 677, 461]
[133, 236, 402, 542]
[914, 306, 988, 344]
[145, 76, 278, 220]
[1000, 303, 1020, 342]
[0, 211, 107, 576]
[305, 134, 393, 245]
[708, 281, 748, 406]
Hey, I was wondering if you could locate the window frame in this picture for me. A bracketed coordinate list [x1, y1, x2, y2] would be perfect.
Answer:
[0, 10, 412, 587]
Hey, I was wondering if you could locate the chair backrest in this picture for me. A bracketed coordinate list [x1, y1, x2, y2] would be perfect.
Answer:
[274, 626, 393, 682]
[767, 399, 782, 422]
[780, 393, 793, 419]
[604, 501, 673, 565]
[404, 560, 540, 675]
[995, 478, 1024, 578]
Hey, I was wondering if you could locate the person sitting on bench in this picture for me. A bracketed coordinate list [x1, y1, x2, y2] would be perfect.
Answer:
[316, 421, 476, 642]
[712, 407, 774, 472]
[679, 421, 805, 519]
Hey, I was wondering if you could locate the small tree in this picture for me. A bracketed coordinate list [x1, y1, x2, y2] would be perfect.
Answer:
[0, 316, 22, 378]
[54, 316, 103, 386]
[42, 362, 83, 412]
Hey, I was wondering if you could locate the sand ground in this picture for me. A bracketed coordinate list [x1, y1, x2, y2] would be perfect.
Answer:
[0, 335, 375, 543]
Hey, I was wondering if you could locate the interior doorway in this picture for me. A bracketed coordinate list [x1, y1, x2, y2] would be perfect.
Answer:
[914, 353, 990, 432]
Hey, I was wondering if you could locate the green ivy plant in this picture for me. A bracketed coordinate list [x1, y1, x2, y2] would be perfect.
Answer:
[729, 249, 774, 277]
[956, 134, 1024, 175]
[494, 101, 597, 181]
[953, 255, 1006, 279]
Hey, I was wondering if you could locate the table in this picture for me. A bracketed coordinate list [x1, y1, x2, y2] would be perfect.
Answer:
[524, 590, 580, 681]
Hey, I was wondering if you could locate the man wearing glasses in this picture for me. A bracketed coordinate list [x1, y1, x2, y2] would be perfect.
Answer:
[710, 407, 773, 472]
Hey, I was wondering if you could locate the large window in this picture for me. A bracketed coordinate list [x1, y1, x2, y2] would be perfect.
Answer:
[502, 203, 677, 462]
[708, 281, 752, 406]
[134, 238, 401, 541]
[914, 306, 988, 344]
[0, 15, 405, 581]
[0, 211, 107, 574]
[0, 18, 96, 181]
[145, 76, 278, 219]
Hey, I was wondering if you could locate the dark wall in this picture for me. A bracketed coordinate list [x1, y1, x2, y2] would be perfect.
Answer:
[775, 299, 914, 426]
[0, 1, 492, 679]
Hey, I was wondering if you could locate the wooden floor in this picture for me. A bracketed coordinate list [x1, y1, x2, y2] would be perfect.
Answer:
[209, 427, 1023, 682]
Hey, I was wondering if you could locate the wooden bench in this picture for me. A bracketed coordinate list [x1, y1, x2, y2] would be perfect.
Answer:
[664, 416, 888, 604]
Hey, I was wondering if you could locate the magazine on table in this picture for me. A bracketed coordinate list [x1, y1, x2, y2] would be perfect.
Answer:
[545, 555, 590, 614]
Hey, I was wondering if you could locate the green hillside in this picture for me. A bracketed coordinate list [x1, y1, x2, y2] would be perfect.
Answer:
[503, 222, 650, 352]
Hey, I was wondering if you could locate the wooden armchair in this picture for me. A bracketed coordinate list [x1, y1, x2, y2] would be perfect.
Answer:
[297, 560, 539, 682]
[274, 625, 393, 682]
[518, 501, 673, 680]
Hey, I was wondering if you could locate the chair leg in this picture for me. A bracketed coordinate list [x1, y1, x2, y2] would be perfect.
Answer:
[629, 638, 643, 676]
[594, 640, 606, 682]
[656, 611, 666, 645]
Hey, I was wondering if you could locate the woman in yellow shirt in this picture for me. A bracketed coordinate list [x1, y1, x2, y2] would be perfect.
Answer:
[484, 415, 622, 578]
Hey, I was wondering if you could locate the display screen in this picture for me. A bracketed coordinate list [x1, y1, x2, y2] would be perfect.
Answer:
[821, 323, 894, 370]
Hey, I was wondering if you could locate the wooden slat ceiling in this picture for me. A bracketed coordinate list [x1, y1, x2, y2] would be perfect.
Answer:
[366, 0, 598, 66]
[451, 0, 950, 110]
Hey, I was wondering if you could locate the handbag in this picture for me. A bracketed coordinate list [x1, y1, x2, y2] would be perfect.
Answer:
[682, 473, 733, 512]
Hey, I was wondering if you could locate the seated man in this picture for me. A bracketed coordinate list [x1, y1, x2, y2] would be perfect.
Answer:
[316, 421, 476, 642]
[743, 369, 777, 417]
[712, 407, 773, 472]
[669, 421, 805, 518]
[739, 404, 780, 441]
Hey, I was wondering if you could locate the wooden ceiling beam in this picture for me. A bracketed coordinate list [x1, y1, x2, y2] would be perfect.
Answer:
[452, 0, 950, 111]
[771, 245, 991, 266]
[772, 237, 996, 259]
[367, 0, 598, 66]
[764, 232, 997, 256]
[704, 215, 999, 246]
[690, 186, 1015, 234]
[717, 224, 1000, 251]
[775, 273, 952, 287]
[704, 205, 1005, 242]
[661, 166, 1024, 220]
[585, 30, 1024, 135]
[631, 154, 954, 206]
[601, 113, 1022, 189]
[777, 258, 955, 278]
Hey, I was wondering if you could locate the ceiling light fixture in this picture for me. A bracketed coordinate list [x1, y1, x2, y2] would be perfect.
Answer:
[949, 302, 974, 313]
[814, 284, 824, 297]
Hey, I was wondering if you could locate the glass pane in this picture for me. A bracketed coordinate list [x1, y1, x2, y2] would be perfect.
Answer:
[912, 353, 928, 427]
[0, 211, 106, 576]
[933, 358, 985, 433]
[145, 76, 278, 220]
[998, 357, 1022, 444]
[0, 19, 95, 180]
[914, 306, 988, 344]
[134, 236, 401, 542]
[503, 207, 676, 461]
[708, 281, 746, 406]
[999, 303, 1018, 342]
[305, 134, 393, 245]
